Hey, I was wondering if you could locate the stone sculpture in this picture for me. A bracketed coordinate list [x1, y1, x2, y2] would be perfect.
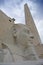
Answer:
[0, 24, 38, 63]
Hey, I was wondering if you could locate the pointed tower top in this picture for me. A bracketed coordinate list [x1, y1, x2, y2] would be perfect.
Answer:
[24, 3, 27, 6]
[24, 3, 34, 25]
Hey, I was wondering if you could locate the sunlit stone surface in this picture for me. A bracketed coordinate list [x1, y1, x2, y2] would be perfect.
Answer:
[0, 3, 43, 64]
[0, 24, 38, 63]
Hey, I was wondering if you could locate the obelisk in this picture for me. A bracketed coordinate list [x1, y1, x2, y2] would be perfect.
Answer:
[24, 4, 41, 46]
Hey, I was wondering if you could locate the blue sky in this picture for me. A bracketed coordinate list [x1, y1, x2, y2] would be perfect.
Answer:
[0, 0, 43, 43]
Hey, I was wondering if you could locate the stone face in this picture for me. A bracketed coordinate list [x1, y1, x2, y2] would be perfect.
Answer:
[11, 24, 38, 61]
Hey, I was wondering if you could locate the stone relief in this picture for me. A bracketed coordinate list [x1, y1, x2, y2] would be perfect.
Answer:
[0, 24, 38, 62]
[12, 24, 38, 61]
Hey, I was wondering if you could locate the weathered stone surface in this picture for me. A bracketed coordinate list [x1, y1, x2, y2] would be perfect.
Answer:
[0, 3, 43, 63]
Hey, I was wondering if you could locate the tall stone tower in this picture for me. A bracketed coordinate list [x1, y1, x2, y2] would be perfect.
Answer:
[24, 4, 41, 46]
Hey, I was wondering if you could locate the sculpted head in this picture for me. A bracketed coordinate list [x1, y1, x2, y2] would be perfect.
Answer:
[12, 24, 34, 48]
[12, 24, 37, 60]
